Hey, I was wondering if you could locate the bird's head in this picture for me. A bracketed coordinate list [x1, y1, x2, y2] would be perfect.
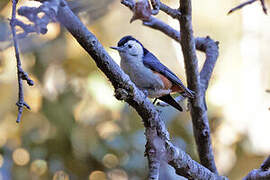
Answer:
[111, 36, 146, 60]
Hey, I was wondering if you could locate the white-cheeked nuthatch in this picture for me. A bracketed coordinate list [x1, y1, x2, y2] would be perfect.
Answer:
[111, 36, 194, 111]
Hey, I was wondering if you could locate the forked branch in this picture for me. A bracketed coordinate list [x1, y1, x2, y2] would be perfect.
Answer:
[228, 0, 267, 14]
[10, 0, 34, 123]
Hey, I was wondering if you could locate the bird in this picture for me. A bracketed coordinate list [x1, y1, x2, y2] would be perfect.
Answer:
[110, 35, 195, 111]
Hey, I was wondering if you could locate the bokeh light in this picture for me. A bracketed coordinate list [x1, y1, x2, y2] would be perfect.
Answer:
[102, 153, 119, 169]
[107, 169, 128, 180]
[89, 170, 106, 180]
[30, 159, 48, 176]
[0, 131, 7, 148]
[0, 154, 4, 168]
[96, 121, 121, 140]
[53, 171, 69, 180]
[12, 148, 30, 166]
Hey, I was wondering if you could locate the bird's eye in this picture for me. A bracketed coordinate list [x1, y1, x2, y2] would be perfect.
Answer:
[128, 44, 132, 48]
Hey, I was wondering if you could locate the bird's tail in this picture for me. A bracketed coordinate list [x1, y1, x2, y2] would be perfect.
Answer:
[158, 94, 183, 112]
[182, 88, 195, 98]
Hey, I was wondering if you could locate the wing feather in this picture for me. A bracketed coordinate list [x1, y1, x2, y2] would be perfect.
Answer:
[143, 51, 195, 98]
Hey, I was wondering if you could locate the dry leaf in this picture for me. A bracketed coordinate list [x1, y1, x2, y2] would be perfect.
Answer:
[130, 0, 152, 23]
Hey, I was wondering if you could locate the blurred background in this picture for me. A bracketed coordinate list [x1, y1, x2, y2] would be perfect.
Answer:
[0, 0, 270, 179]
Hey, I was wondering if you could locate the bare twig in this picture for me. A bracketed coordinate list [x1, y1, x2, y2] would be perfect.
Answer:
[10, 0, 34, 123]
[228, 0, 268, 14]
[260, 0, 268, 14]
[17, 0, 60, 36]
[197, 37, 219, 93]
[150, 0, 160, 15]
[122, 0, 180, 20]
[244, 155, 270, 180]
[261, 155, 270, 170]
[121, 0, 134, 10]
[10, 0, 60, 123]
[159, 3, 181, 19]
[243, 169, 270, 180]
[179, 0, 218, 173]
[228, 0, 256, 14]
[143, 16, 180, 41]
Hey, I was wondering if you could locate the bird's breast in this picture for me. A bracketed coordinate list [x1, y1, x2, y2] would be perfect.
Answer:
[120, 59, 164, 90]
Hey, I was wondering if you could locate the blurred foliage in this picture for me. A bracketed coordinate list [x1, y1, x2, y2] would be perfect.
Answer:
[0, 0, 270, 180]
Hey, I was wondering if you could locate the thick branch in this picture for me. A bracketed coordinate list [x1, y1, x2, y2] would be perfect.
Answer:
[168, 140, 226, 180]
[179, 0, 218, 173]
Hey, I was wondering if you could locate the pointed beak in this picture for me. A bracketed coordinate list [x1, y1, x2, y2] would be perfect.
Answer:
[110, 46, 124, 52]
[129, 16, 136, 23]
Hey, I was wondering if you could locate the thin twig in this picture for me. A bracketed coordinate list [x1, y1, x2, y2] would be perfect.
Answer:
[261, 155, 270, 170]
[10, 0, 34, 123]
[228, 0, 256, 14]
[150, 0, 160, 15]
[159, 3, 181, 19]
[243, 155, 270, 180]
[143, 16, 180, 41]
[122, 0, 181, 20]
[228, 0, 268, 15]
[9, 0, 59, 123]
[259, 0, 268, 14]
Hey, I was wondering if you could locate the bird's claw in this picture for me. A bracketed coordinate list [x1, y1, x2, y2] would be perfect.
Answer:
[153, 98, 158, 105]
[142, 90, 149, 98]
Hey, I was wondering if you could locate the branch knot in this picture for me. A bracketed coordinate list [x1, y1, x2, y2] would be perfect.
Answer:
[114, 88, 129, 101]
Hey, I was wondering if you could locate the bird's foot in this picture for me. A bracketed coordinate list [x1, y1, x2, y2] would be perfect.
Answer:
[153, 98, 158, 105]
[142, 90, 149, 98]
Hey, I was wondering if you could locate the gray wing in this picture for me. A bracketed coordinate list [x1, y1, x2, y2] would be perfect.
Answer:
[143, 51, 194, 97]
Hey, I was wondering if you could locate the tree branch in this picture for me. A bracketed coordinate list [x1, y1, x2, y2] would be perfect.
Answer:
[243, 155, 270, 180]
[261, 155, 270, 170]
[10, 0, 61, 123]
[143, 16, 180, 41]
[10, 0, 34, 123]
[228, 0, 267, 15]
[159, 2, 181, 19]
[121, 0, 181, 20]
[150, 0, 160, 15]
[196, 37, 219, 93]
[179, 0, 218, 173]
